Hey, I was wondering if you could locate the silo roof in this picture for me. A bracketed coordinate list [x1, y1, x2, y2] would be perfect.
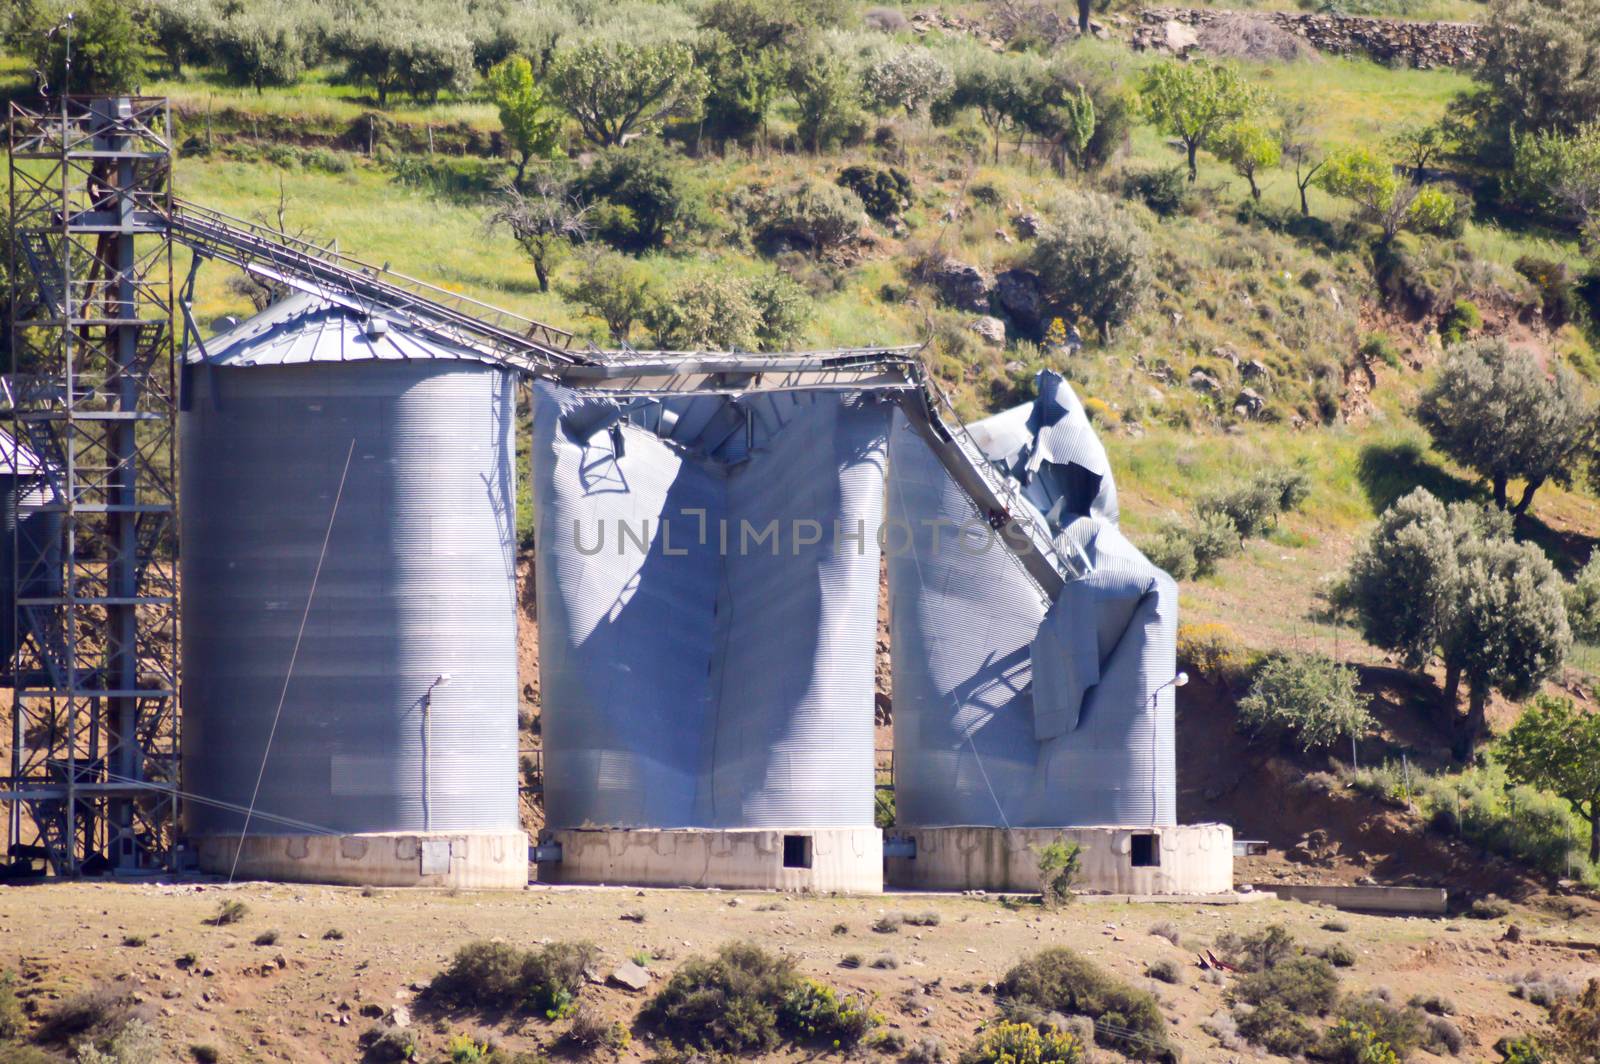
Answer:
[184, 291, 494, 368]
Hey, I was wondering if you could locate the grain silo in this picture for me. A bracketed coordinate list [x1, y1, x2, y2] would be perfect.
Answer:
[179, 293, 526, 888]
[530, 382, 890, 891]
[884, 371, 1232, 894]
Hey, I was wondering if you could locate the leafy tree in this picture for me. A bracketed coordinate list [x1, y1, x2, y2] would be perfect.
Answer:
[1238, 652, 1373, 753]
[573, 141, 697, 252]
[837, 164, 912, 223]
[1418, 339, 1595, 515]
[211, 7, 310, 93]
[485, 173, 592, 292]
[644, 272, 762, 351]
[547, 41, 709, 147]
[331, 15, 473, 106]
[1568, 554, 1600, 643]
[695, 0, 844, 51]
[1214, 118, 1281, 202]
[1474, 0, 1600, 151]
[694, 30, 787, 147]
[1443, 533, 1570, 755]
[1029, 191, 1149, 343]
[560, 250, 654, 342]
[1345, 488, 1570, 757]
[1138, 59, 1267, 181]
[746, 272, 812, 348]
[1391, 121, 1453, 181]
[486, 55, 563, 183]
[1511, 122, 1600, 245]
[1499, 696, 1600, 862]
[788, 46, 863, 154]
[148, 0, 216, 78]
[1278, 102, 1326, 217]
[1315, 147, 1458, 243]
[936, 53, 1034, 165]
[400, 26, 476, 102]
[861, 47, 953, 117]
[5, 0, 149, 94]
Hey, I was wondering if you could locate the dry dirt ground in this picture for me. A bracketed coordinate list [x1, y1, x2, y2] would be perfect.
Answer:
[3, 882, 1599, 1063]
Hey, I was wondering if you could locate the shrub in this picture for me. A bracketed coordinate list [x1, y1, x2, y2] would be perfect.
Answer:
[1470, 895, 1513, 919]
[1317, 1020, 1401, 1064]
[121, 935, 146, 948]
[1187, 510, 1244, 577]
[1196, 480, 1280, 541]
[779, 978, 881, 1048]
[1030, 192, 1151, 343]
[1142, 523, 1197, 581]
[1361, 333, 1404, 369]
[253, 930, 279, 947]
[1219, 924, 1298, 972]
[959, 1021, 1085, 1064]
[1176, 621, 1252, 686]
[1036, 840, 1081, 907]
[1409, 993, 1456, 1016]
[75, 1016, 163, 1064]
[564, 1008, 630, 1052]
[873, 913, 903, 934]
[641, 942, 795, 1053]
[1515, 256, 1580, 326]
[1233, 955, 1340, 1016]
[1122, 166, 1188, 218]
[840, 953, 863, 969]
[871, 954, 900, 970]
[574, 142, 698, 252]
[1146, 959, 1183, 984]
[322, 928, 345, 941]
[1149, 922, 1182, 947]
[1338, 993, 1426, 1057]
[837, 165, 913, 223]
[1323, 919, 1351, 933]
[1426, 1015, 1466, 1056]
[1234, 1001, 1317, 1055]
[906, 1035, 946, 1063]
[429, 940, 597, 1019]
[0, 970, 23, 1040]
[996, 949, 1174, 1061]
[208, 900, 248, 926]
[190, 1047, 221, 1064]
[644, 273, 762, 351]
[1236, 652, 1374, 752]
[754, 180, 863, 257]
[1322, 943, 1357, 968]
[1494, 1034, 1548, 1063]
[1567, 554, 1600, 643]
[39, 986, 138, 1043]
[903, 911, 941, 927]
[360, 1021, 417, 1063]
[1548, 978, 1600, 1062]
[1440, 299, 1483, 346]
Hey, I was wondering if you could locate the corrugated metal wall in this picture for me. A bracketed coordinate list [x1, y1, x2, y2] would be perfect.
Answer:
[179, 309, 519, 837]
[532, 383, 891, 830]
[1, 438, 62, 668]
[888, 371, 1177, 828]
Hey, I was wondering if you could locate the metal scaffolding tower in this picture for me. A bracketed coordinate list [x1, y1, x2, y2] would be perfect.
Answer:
[3, 97, 179, 875]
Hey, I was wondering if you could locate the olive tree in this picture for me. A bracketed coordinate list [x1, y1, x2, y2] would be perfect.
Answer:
[1213, 118, 1280, 202]
[1417, 339, 1596, 516]
[861, 47, 953, 117]
[1138, 59, 1266, 181]
[1499, 696, 1600, 863]
[211, 7, 312, 93]
[1029, 191, 1150, 343]
[1345, 488, 1570, 758]
[936, 53, 1034, 165]
[547, 41, 710, 147]
[1475, 0, 1600, 150]
[1568, 554, 1600, 643]
[5, 0, 149, 94]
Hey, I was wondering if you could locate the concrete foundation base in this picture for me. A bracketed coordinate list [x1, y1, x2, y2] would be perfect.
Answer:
[884, 824, 1234, 895]
[196, 831, 529, 889]
[538, 828, 883, 893]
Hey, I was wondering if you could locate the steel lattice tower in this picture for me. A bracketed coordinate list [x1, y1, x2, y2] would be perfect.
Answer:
[3, 97, 179, 875]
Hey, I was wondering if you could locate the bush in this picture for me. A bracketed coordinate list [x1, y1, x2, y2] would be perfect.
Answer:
[1176, 622, 1253, 686]
[873, 913, 903, 934]
[1469, 895, 1513, 919]
[644, 273, 762, 351]
[1237, 652, 1374, 752]
[837, 165, 913, 223]
[564, 1008, 630, 1052]
[1123, 166, 1189, 217]
[1030, 191, 1151, 343]
[1149, 922, 1182, 947]
[1142, 523, 1198, 581]
[906, 1035, 946, 1063]
[39, 986, 138, 1044]
[996, 949, 1174, 1061]
[1146, 959, 1183, 984]
[779, 978, 881, 1048]
[1567, 554, 1600, 643]
[361, 1021, 417, 1063]
[1196, 480, 1280, 541]
[1187, 510, 1245, 577]
[75, 1017, 163, 1064]
[1361, 333, 1403, 369]
[429, 940, 597, 1019]
[1218, 923, 1297, 972]
[1409, 993, 1456, 1016]
[753, 180, 864, 257]
[575, 142, 698, 252]
[1426, 1015, 1467, 1056]
[871, 954, 899, 970]
[1322, 943, 1357, 968]
[1440, 299, 1483, 346]
[208, 900, 248, 926]
[959, 1022, 1085, 1064]
[641, 942, 794, 1053]
[0, 970, 22, 1040]
[1338, 993, 1426, 1057]
[253, 929, 279, 947]
[1317, 1020, 1401, 1064]
[1232, 955, 1340, 1016]
[1036, 841, 1081, 907]
[1515, 256, 1580, 326]
[1234, 1001, 1317, 1055]
[190, 1047, 221, 1064]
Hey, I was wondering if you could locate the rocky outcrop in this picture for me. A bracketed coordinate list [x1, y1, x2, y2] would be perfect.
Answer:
[926, 256, 994, 313]
[994, 268, 1043, 331]
[1134, 7, 1481, 69]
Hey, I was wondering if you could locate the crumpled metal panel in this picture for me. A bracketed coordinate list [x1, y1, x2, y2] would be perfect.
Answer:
[532, 382, 891, 830]
[887, 372, 1176, 828]
[180, 345, 520, 837]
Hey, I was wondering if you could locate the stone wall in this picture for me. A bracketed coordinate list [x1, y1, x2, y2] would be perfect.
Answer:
[1135, 7, 1482, 69]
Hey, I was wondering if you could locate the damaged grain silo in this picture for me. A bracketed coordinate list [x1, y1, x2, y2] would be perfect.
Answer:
[884, 371, 1232, 894]
[530, 383, 891, 891]
[179, 294, 527, 888]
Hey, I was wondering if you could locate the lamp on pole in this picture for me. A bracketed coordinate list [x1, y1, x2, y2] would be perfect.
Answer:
[421, 673, 452, 831]
[1148, 672, 1188, 826]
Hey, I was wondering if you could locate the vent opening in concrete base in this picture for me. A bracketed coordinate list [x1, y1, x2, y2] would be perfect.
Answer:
[1131, 833, 1160, 867]
[783, 834, 813, 869]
